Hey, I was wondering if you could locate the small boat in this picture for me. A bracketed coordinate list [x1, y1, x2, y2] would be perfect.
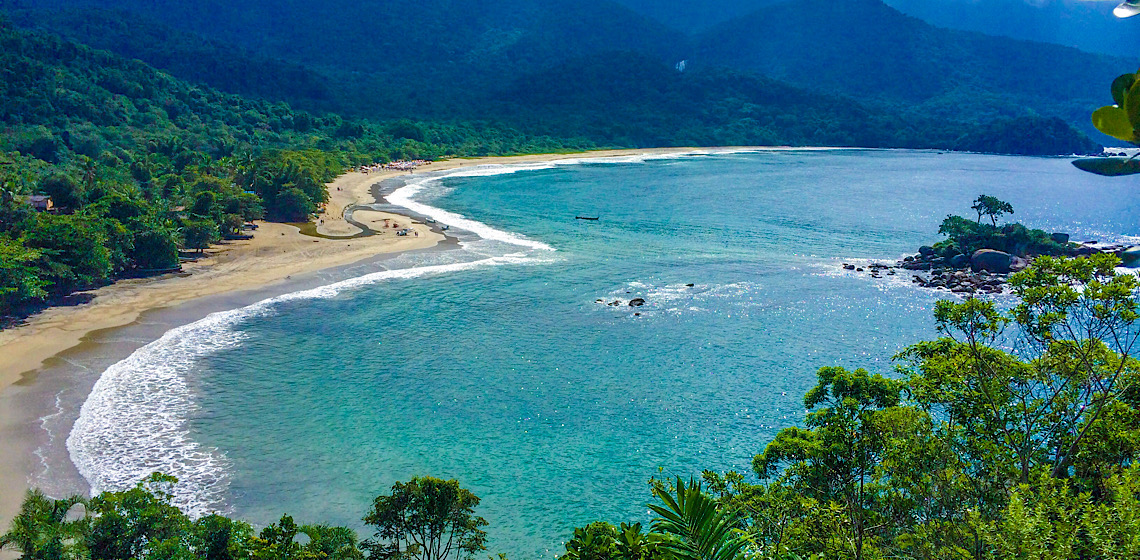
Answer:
[440, 225, 450, 230]
[425, 218, 437, 224]
[575, 216, 600, 221]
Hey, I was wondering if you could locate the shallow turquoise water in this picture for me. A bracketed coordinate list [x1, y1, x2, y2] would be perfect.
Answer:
[70, 150, 1139, 559]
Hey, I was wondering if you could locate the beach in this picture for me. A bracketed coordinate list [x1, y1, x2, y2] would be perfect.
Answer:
[0, 147, 701, 537]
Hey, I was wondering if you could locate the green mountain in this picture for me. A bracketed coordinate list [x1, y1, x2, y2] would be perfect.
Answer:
[14, 0, 686, 90]
[695, 0, 1134, 128]
[11, 0, 1128, 148]
[3, 7, 334, 108]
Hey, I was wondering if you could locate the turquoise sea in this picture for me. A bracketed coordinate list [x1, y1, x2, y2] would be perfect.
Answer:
[61, 150, 1139, 559]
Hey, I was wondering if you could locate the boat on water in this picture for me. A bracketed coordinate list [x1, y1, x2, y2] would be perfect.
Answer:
[575, 216, 600, 221]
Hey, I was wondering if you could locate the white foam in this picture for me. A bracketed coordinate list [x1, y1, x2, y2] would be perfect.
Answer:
[66, 254, 540, 516]
[387, 177, 554, 252]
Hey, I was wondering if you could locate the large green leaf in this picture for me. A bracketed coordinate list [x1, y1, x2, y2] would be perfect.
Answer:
[1126, 77, 1140, 132]
[1111, 73, 1136, 107]
[1071, 157, 1140, 176]
[1092, 106, 1136, 142]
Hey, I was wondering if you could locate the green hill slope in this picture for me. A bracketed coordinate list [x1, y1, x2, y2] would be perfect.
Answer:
[0, 21, 589, 317]
[4, 7, 335, 108]
[695, 0, 1133, 127]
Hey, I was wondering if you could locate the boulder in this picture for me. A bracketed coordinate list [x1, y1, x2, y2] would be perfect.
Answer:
[1010, 256, 1029, 272]
[628, 298, 646, 307]
[919, 246, 936, 256]
[1122, 246, 1140, 268]
[971, 249, 1013, 274]
[1051, 232, 1070, 245]
[949, 254, 970, 269]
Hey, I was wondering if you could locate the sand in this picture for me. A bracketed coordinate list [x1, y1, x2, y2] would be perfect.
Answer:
[0, 147, 711, 538]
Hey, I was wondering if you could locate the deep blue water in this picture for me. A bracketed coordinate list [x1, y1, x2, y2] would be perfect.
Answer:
[67, 150, 1140, 559]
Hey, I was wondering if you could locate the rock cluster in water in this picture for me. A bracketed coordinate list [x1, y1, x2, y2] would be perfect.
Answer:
[842, 237, 1139, 295]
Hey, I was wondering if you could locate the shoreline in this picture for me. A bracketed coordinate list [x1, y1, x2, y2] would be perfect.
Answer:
[0, 146, 733, 535]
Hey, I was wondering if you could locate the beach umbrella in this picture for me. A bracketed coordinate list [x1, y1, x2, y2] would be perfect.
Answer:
[1115, 0, 1140, 18]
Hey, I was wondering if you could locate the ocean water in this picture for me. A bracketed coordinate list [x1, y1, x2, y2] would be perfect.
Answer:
[64, 150, 1139, 559]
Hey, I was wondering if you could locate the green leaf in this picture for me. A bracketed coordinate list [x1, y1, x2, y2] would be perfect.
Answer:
[1071, 157, 1140, 177]
[1092, 106, 1136, 142]
[1111, 73, 1136, 107]
[1127, 77, 1140, 130]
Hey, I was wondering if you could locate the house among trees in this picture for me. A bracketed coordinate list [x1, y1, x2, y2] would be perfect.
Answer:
[21, 195, 53, 212]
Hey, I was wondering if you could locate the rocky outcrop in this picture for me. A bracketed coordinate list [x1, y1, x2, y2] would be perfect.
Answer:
[628, 298, 646, 307]
[1122, 246, 1140, 267]
[971, 249, 1012, 274]
[912, 269, 1006, 294]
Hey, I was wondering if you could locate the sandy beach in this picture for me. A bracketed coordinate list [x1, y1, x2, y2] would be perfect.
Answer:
[0, 147, 708, 536]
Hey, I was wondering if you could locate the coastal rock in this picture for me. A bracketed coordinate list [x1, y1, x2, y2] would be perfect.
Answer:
[971, 249, 1013, 274]
[919, 246, 936, 256]
[1051, 232, 1070, 245]
[1122, 246, 1140, 268]
[843, 263, 856, 270]
[1010, 256, 1029, 272]
[628, 298, 646, 307]
[949, 254, 970, 269]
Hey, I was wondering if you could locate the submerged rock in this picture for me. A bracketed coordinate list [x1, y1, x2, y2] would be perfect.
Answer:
[628, 298, 646, 307]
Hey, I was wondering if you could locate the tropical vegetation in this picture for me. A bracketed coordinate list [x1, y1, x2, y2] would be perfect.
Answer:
[0, 20, 590, 318]
[929, 195, 1071, 261]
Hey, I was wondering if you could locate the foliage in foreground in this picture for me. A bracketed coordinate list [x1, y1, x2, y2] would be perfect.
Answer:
[3, 256, 1138, 560]
[1076, 66, 1140, 176]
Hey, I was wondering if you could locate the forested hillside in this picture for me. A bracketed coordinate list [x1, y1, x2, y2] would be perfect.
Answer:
[0, 21, 591, 318]
[12, 0, 1133, 143]
[3, 7, 334, 108]
[696, 0, 1131, 127]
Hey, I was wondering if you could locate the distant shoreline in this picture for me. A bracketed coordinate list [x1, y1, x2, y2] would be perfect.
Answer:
[0, 145, 758, 536]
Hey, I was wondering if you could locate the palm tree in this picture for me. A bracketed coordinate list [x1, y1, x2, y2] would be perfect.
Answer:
[648, 478, 750, 560]
[0, 490, 88, 559]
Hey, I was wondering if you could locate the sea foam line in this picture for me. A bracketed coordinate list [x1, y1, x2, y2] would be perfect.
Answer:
[65, 253, 539, 517]
[64, 150, 729, 515]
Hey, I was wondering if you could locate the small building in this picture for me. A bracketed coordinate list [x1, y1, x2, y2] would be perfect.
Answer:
[22, 195, 53, 212]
